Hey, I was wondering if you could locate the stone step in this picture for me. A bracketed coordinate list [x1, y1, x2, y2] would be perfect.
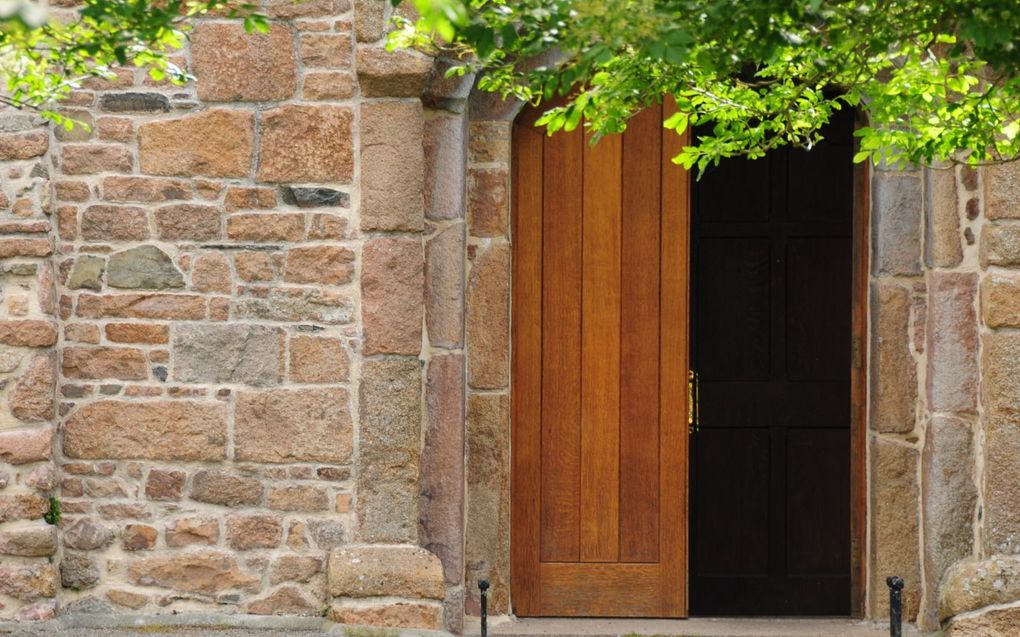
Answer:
[470, 617, 921, 637]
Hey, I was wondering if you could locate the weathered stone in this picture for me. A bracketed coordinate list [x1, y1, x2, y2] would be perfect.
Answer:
[0, 238, 51, 258]
[362, 237, 423, 355]
[106, 589, 148, 609]
[25, 465, 55, 491]
[358, 357, 421, 543]
[980, 224, 1020, 267]
[280, 186, 350, 208]
[269, 556, 322, 585]
[982, 273, 1020, 328]
[361, 100, 425, 231]
[61, 145, 134, 174]
[103, 176, 190, 202]
[945, 605, 1020, 636]
[107, 245, 185, 289]
[192, 23, 297, 102]
[288, 336, 348, 383]
[127, 551, 260, 593]
[0, 320, 57, 347]
[426, 224, 464, 349]
[235, 388, 353, 463]
[467, 241, 510, 389]
[62, 346, 147, 380]
[308, 214, 348, 240]
[67, 255, 105, 290]
[870, 438, 920, 620]
[98, 93, 170, 112]
[192, 253, 232, 293]
[226, 212, 305, 241]
[471, 119, 514, 164]
[328, 546, 444, 599]
[284, 246, 355, 286]
[247, 586, 319, 615]
[423, 57, 474, 111]
[939, 556, 1020, 620]
[0, 564, 56, 602]
[11, 353, 56, 422]
[869, 283, 917, 433]
[226, 513, 283, 550]
[300, 33, 352, 67]
[63, 596, 113, 614]
[76, 293, 207, 320]
[64, 400, 227, 460]
[105, 323, 169, 344]
[985, 160, 1020, 219]
[0, 345, 23, 372]
[224, 186, 276, 211]
[165, 517, 219, 547]
[139, 109, 254, 177]
[303, 72, 356, 100]
[924, 167, 963, 267]
[155, 204, 222, 241]
[265, 0, 349, 18]
[63, 518, 113, 551]
[467, 166, 509, 237]
[0, 428, 52, 465]
[61, 553, 100, 590]
[425, 115, 466, 220]
[307, 519, 346, 550]
[266, 485, 329, 511]
[256, 105, 354, 183]
[354, 0, 386, 42]
[465, 392, 510, 614]
[872, 173, 923, 276]
[927, 273, 978, 413]
[81, 205, 149, 241]
[356, 47, 432, 97]
[173, 324, 283, 386]
[235, 251, 275, 281]
[0, 491, 47, 521]
[920, 416, 977, 630]
[421, 353, 465, 584]
[190, 470, 262, 507]
[233, 287, 354, 324]
[330, 602, 443, 629]
[122, 524, 158, 550]
[0, 524, 56, 556]
[0, 130, 48, 160]
[145, 468, 185, 501]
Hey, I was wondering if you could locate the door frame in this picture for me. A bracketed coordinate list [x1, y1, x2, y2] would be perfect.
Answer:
[505, 104, 870, 619]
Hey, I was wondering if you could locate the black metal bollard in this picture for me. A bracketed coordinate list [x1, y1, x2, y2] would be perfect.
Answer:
[887, 576, 904, 637]
[479, 580, 490, 637]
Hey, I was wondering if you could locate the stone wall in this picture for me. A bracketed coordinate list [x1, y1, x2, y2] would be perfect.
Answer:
[0, 0, 475, 628]
[868, 158, 1020, 634]
[4, 1, 1020, 630]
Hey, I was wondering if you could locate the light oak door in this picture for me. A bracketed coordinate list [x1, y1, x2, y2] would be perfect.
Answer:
[511, 102, 690, 617]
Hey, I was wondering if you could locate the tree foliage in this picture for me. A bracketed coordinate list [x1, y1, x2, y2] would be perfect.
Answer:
[392, 0, 1020, 170]
[0, 0, 266, 127]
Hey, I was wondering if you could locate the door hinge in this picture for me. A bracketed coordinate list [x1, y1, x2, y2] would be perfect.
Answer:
[852, 335, 863, 370]
[688, 370, 700, 435]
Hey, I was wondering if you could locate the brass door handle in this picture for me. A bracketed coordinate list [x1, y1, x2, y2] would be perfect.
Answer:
[688, 370, 700, 434]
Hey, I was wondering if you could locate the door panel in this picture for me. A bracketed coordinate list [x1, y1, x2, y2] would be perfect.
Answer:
[511, 102, 690, 617]
[689, 109, 854, 616]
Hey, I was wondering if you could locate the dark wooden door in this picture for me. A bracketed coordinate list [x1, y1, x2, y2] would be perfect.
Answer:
[511, 103, 690, 617]
[689, 109, 854, 616]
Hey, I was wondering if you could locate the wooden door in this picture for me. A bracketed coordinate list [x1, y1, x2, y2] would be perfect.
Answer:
[511, 102, 690, 617]
[688, 108, 855, 615]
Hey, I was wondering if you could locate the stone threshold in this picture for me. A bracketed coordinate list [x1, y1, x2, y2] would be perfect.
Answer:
[470, 617, 922, 637]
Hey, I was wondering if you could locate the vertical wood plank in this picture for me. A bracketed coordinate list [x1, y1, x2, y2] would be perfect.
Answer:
[511, 115, 544, 615]
[659, 98, 691, 616]
[580, 130, 623, 562]
[850, 121, 870, 619]
[540, 125, 584, 562]
[619, 104, 663, 563]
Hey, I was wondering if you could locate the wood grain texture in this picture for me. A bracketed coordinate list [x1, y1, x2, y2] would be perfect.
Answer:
[540, 125, 583, 562]
[512, 103, 690, 617]
[620, 104, 663, 563]
[580, 131, 622, 563]
[511, 114, 545, 615]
